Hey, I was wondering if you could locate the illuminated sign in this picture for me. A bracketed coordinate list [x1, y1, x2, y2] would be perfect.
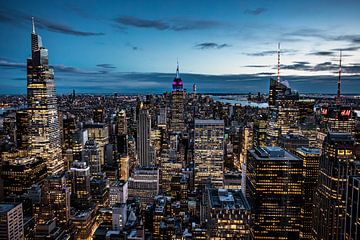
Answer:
[340, 109, 351, 116]
[321, 108, 328, 115]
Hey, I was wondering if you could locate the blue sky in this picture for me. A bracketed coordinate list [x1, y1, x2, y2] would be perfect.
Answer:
[0, 0, 359, 94]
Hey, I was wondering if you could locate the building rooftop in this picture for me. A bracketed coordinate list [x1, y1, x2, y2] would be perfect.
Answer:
[195, 119, 224, 125]
[0, 203, 18, 213]
[208, 188, 250, 210]
[296, 146, 321, 155]
[250, 146, 299, 161]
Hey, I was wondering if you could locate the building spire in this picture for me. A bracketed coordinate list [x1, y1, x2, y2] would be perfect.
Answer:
[277, 42, 281, 82]
[336, 50, 342, 105]
[176, 59, 180, 79]
[32, 17, 35, 34]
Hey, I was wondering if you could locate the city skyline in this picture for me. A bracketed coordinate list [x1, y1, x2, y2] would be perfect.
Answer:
[0, 0, 360, 94]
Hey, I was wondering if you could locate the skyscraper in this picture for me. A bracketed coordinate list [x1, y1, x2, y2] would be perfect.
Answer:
[294, 147, 321, 239]
[0, 203, 24, 240]
[27, 17, 63, 175]
[170, 63, 185, 133]
[313, 132, 356, 240]
[137, 108, 152, 166]
[246, 146, 303, 239]
[194, 119, 225, 190]
[345, 175, 360, 240]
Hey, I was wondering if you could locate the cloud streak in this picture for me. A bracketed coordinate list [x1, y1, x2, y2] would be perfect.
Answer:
[244, 8, 267, 15]
[114, 16, 225, 31]
[194, 42, 231, 50]
[0, 8, 104, 36]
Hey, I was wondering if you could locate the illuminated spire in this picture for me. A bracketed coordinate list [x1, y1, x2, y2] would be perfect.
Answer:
[336, 50, 342, 105]
[176, 59, 180, 79]
[277, 42, 281, 82]
[32, 17, 35, 34]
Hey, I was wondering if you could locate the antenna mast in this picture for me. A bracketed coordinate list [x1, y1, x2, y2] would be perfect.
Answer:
[277, 43, 281, 82]
[336, 50, 342, 105]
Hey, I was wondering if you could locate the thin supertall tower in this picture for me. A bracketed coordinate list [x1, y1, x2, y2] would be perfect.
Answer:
[27, 17, 63, 175]
[336, 50, 342, 105]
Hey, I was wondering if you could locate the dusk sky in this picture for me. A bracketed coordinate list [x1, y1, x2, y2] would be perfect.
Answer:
[0, 0, 359, 94]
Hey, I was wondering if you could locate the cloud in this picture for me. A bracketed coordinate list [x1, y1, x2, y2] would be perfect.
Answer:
[114, 16, 169, 30]
[0, 8, 104, 36]
[285, 28, 360, 45]
[194, 42, 231, 50]
[308, 51, 335, 56]
[332, 46, 360, 51]
[96, 64, 116, 69]
[244, 8, 267, 15]
[0, 58, 26, 68]
[113, 16, 225, 31]
[36, 19, 104, 36]
[278, 61, 360, 74]
[244, 49, 297, 56]
[245, 65, 270, 68]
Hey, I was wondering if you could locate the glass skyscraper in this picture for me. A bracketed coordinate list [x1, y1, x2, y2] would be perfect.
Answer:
[27, 18, 63, 175]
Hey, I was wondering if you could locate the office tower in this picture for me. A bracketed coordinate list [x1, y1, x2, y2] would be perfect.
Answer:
[246, 146, 303, 239]
[15, 110, 29, 149]
[116, 109, 127, 135]
[62, 114, 77, 150]
[27, 18, 63, 175]
[128, 167, 159, 206]
[294, 147, 321, 239]
[3, 114, 16, 144]
[345, 175, 360, 240]
[41, 174, 70, 228]
[109, 180, 128, 206]
[267, 79, 300, 145]
[253, 116, 267, 148]
[90, 173, 109, 207]
[82, 140, 101, 175]
[313, 132, 356, 240]
[239, 123, 253, 167]
[105, 143, 114, 165]
[319, 52, 355, 134]
[157, 107, 167, 128]
[0, 151, 47, 196]
[320, 105, 355, 133]
[84, 123, 109, 165]
[137, 109, 152, 166]
[170, 63, 185, 132]
[278, 134, 309, 153]
[112, 203, 127, 231]
[0, 203, 24, 240]
[204, 188, 251, 239]
[71, 161, 91, 210]
[70, 208, 97, 240]
[119, 155, 130, 180]
[194, 119, 224, 190]
[93, 106, 105, 123]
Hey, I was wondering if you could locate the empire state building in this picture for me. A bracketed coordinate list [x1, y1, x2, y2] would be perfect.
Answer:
[27, 17, 63, 175]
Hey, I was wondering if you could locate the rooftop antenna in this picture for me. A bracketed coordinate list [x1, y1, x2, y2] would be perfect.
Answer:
[32, 17, 35, 34]
[336, 50, 342, 105]
[277, 42, 281, 82]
